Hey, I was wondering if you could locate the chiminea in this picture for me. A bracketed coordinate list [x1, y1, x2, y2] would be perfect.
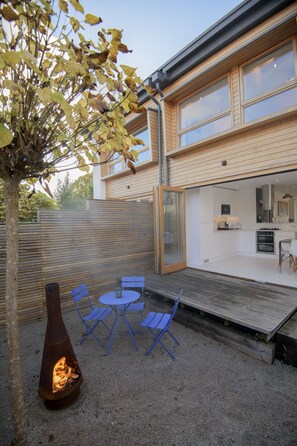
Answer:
[39, 283, 83, 410]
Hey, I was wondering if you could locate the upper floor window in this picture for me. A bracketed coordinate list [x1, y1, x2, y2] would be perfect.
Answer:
[242, 42, 297, 122]
[108, 127, 150, 175]
[179, 77, 231, 147]
[132, 127, 150, 164]
[108, 153, 124, 175]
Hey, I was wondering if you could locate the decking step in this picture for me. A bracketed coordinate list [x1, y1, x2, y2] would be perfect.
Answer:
[276, 311, 297, 367]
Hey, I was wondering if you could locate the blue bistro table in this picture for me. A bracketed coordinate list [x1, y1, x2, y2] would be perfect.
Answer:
[99, 290, 140, 355]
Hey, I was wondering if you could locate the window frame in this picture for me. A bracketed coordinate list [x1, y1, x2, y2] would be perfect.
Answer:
[132, 126, 150, 166]
[108, 153, 124, 175]
[177, 75, 232, 148]
[106, 125, 152, 177]
[240, 39, 297, 123]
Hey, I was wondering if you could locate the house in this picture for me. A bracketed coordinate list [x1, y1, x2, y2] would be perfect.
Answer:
[93, 0, 297, 286]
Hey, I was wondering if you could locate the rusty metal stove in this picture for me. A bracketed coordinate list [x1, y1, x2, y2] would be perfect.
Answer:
[39, 283, 83, 410]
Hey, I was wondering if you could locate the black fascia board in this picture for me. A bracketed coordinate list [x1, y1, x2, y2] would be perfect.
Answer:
[138, 0, 295, 104]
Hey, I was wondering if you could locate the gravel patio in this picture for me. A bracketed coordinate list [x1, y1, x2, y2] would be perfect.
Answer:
[1, 296, 297, 446]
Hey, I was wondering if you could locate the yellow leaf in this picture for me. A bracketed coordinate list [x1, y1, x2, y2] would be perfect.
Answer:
[86, 51, 109, 68]
[120, 64, 137, 76]
[58, 0, 68, 13]
[0, 124, 13, 148]
[37, 87, 54, 104]
[1, 5, 19, 21]
[3, 79, 24, 96]
[70, 17, 80, 33]
[108, 28, 122, 41]
[118, 43, 131, 54]
[69, 0, 84, 13]
[2, 51, 22, 68]
[64, 60, 86, 75]
[85, 14, 102, 25]
[52, 91, 65, 104]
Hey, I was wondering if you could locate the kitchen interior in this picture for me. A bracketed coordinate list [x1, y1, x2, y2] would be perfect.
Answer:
[186, 170, 297, 288]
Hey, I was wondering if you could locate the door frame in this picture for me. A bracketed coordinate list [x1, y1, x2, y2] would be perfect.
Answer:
[154, 185, 187, 275]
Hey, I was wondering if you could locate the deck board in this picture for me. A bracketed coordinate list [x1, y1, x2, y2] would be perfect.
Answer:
[144, 268, 297, 341]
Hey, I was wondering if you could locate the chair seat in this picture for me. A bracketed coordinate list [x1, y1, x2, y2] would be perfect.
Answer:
[83, 307, 112, 321]
[140, 289, 183, 360]
[71, 284, 113, 349]
[141, 312, 171, 329]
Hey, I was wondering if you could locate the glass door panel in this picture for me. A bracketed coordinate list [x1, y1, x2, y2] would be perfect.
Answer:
[154, 186, 186, 274]
[163, 190, 184, 265]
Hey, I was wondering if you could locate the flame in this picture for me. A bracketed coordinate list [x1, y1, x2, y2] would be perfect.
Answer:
[52, 356, 79, 393]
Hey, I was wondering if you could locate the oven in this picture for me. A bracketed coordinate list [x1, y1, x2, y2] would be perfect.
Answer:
[256, 230, 275, 254]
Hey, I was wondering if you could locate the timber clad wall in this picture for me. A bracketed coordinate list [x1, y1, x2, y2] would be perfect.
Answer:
[106, 166, 159, 200]
[0, 200, 154, 326]
[100, 3, 297, 201]
[168, 115, 297, 188]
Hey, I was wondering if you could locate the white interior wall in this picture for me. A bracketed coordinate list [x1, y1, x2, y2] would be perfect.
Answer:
[238, 187, 256, 228]
[186, 185, 259, 266]
[186, 189, 201, 268]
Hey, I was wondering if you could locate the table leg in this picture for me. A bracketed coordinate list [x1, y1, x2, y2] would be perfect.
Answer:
[106, 310, 119, 355]
[123, 313, 138, 351]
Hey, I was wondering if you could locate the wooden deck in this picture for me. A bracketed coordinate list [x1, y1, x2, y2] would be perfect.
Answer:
[144, 268, 297, 342]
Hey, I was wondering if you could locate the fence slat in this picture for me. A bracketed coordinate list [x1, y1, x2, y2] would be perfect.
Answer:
[0, 199, 154, 326]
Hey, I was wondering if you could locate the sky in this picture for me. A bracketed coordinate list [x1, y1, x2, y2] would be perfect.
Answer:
[48, 0, 243, 192]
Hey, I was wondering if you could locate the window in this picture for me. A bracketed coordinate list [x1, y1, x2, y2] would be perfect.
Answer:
[179, 77, 231, 147]
[108, 127, 150, 175]
[108, 153, 123, 175]
[242, 42, 297, 122]
[131, 127, 150, 165]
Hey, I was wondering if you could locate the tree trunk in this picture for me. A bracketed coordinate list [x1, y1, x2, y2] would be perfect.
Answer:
[4, 177, 28, 446]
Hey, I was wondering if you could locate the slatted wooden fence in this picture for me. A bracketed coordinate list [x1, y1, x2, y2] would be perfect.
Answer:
[0, 199, 154, 326]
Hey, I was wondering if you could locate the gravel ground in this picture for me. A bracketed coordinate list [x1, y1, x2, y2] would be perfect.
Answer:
[1, 296, 297, 446]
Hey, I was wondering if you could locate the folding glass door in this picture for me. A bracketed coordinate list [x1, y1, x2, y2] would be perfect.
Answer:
[154, 186, 186, 274]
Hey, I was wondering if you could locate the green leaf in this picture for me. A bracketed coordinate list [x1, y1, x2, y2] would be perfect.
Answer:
[0, 124, 13, 148]
[85, 14, 102, 25]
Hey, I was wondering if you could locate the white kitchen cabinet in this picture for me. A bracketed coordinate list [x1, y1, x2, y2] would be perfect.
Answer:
[239, 231, 256, 255]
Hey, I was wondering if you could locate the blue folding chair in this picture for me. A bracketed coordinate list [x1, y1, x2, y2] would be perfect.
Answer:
[118, 276, 146, 315]
[71, 284, 113, 349]
[140, 289, 183, 361]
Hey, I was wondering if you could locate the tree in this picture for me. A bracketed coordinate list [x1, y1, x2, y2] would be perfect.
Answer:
[19, 187, 56, 221]
[71, 172, 93, 200]
[54, 171, 76, 209]
[0, 180, 57, 223]
[0, 1, 150, 444]
[54, 171, 92, 210]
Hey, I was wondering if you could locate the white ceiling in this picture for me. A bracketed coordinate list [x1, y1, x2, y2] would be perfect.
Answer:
[214, 170, 297, 191]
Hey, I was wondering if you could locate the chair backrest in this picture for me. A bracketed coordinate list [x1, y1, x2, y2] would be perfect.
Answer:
[71, 284, 94, 317]
[289, 240, 297, 256]
[121, 276, 145, 296]
[171, 289, 183, 320]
